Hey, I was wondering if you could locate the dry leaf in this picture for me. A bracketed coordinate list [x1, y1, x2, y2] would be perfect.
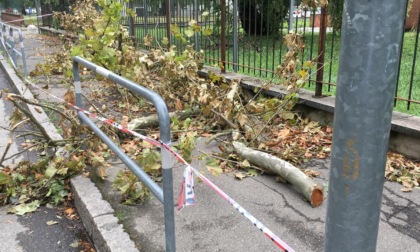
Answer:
[46, 220, 59, 225]
[175, 98, 183, 111]
[63, 90, 76, 109]
[96, 167, 108, 179]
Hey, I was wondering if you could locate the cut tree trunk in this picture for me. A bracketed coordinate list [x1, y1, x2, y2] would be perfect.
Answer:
[233, 141, 324, 207]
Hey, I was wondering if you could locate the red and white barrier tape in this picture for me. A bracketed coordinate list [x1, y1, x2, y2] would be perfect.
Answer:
[3, 53, 294, 251]
[1, 13, 54, 25]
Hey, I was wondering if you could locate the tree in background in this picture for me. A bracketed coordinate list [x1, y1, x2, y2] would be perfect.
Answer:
[238, 0, 290, 35]
[328, 0, 344, 31]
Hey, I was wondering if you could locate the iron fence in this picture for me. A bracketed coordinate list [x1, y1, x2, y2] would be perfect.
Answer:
[124, 0, 420, 114]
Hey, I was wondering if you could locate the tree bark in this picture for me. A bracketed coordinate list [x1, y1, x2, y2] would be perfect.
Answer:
[233, 141, 324, 207]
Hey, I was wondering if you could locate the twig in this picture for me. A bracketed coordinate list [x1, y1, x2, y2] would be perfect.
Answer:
[205, 130, 233, 144]
[16, 132, 44, 138]
[9, 94, 76, 123]
[81, 93, 107, 118]
[197, 149, 269, 173]
[8, 98, 54, 144]
[1, 142, 42, 163]
[248, 99, 292, 146]
[210, 108, 236, 129]
[0, 118, 31, 166]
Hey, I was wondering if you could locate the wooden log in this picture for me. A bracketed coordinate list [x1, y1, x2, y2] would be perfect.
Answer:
[233, 141, 324, 207]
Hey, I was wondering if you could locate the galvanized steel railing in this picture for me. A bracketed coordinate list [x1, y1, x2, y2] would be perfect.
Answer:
[73, 56, 176, 252]
[0, 22, 28, 77]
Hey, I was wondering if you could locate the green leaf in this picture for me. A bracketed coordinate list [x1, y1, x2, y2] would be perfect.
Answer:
[234, 172, 247, 180]
[303, 61, 314, 68]
[203, 28, 213, 36]
[0, 172, 11, 185]
[280, 111, 295, 120]
[13, 200, 40, 215]
[206, 158, 223, 176]
[246, 169, 259, 177]
[45, 165, 57, 178]
[184, 29, 194, 38]
[85, 28, 94, 37]
[69, 240, 80, 248]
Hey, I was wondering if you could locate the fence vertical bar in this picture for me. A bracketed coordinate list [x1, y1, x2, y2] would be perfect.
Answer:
[194, 0, 199, 52]
[327, 0, 339, 92]
[220, 0, 226, 73]
[144, 0, 149, 36]
[394, 0, 410, 107]
[324, 1, 405, 251]
[18, 30, 28, 78]
[128, 0, 135, 41]
[289, 0, 294, 31]
[1, 25, 5, 51]
[233, 0, 238, 72]
[166, 0, 172, 49]
[407, 11, 420, 110]
[314, 4, 327, 97]
[73, 61, 82, 110]
[8, 27, 17, 68]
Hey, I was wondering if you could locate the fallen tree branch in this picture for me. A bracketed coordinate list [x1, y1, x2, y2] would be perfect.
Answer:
[0, 118, 30, 166]
[233, 141, 323, 207]
[127, 107, 201, 130]
[9, 94, 76, 124]
[1, 142, 43, 163]
[8, 97, 54, 144]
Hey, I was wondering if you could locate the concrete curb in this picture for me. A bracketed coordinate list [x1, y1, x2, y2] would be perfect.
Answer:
[0, 53, 138, 251]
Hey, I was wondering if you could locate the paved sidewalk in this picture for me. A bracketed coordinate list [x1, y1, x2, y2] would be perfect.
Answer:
[1, 28, 419, 252]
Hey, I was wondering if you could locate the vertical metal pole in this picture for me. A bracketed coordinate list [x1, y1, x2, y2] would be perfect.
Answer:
[129, 1, 135, 41]
[407, 11, 420, 110]
[394, 0, 409, 106]
[160, 109, 175, 251]
[9, 27, 17, 67]
[73, 61, 82, 109]
[324, 1, 406, 252]
[161, 145, 176, 252]
[233, 0, 238, 72]
[289, 0, 294, 31]
[144, 0, 149, 36]
[220, 0, 226, 73]
[1, 25, 6, 51]
[35, 0, 41, 34]
[314, 4, 327, 97]
[18, 30, 28, 78]
[166, 0, 172, 49]
[194, 0, 199, 52]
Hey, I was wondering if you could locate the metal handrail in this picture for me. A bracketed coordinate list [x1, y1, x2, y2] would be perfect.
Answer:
[73, 56, 176, 252]
[0, 23, 28, 77]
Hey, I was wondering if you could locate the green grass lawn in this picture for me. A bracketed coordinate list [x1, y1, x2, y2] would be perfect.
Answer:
[134, 22, 420, 116]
